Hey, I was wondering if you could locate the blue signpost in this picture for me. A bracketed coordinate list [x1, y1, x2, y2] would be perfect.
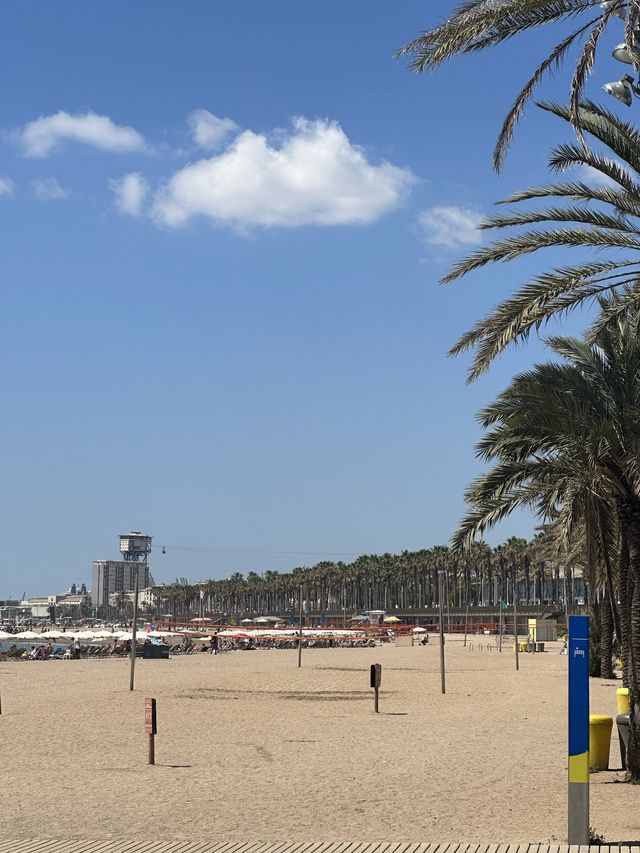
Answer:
[568, 614, 589, 844]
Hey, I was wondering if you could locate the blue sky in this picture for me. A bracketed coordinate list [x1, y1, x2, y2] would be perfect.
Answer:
[0, 2, 630, 596]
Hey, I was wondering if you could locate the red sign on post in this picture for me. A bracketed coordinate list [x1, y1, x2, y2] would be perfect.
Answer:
[145, 697, 157, 735]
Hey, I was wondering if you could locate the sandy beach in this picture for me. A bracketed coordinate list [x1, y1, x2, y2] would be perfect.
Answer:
[0, 639, 636, 844]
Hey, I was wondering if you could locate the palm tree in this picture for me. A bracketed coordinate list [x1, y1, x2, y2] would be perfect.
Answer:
[447, 100, 640, 382]
[396, 0, 638, 170]
[453, 310, 640, 776]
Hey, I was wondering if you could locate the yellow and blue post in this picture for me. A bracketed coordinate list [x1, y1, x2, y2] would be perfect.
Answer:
[568, 614, 589, 844]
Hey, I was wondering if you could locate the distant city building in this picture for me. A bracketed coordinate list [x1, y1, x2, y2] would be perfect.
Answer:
[109, 586, 157, 608]
[19, 591, 91, 618]
[91, 560, 151, 607]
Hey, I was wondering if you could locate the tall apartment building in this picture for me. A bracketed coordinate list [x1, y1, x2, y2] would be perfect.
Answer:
[91, 560, 151, 607]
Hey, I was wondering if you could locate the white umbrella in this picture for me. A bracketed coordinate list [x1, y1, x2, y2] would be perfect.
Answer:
[241, 618, 254, 624]
[15, 631, 42, 640]
[0, 631, 15, 640]
[41, 630, 66, 639]
[412, 626, 427, 633]
[255, 617, 269, 624]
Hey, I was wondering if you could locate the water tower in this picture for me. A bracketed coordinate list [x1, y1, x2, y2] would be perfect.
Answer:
[119, 531, 152, 563]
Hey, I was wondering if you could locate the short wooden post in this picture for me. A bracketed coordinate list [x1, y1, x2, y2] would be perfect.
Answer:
[145, 697, 157, 765]
[370, 663, 381, 713]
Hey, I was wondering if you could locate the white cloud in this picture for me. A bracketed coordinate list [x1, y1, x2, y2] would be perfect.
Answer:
[109, 172, 149, 217]
[577, 164, 619, 187]
[19, 111, 147, 158]
[31, 177, 70, 200]
[0, 176, 14, 196]
[417, 205, 483, 249]
[187, 109, 239, 149]
[151, 117, 414, 229]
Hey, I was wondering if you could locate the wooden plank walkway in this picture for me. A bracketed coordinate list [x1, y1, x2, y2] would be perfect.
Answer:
[0, 843, 638, 853]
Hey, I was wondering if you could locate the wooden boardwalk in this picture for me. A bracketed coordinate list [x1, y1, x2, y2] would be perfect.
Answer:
[0, 842, 638, 853]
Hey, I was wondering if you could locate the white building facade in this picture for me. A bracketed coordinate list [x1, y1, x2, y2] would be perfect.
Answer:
[91, 560, 151, 607]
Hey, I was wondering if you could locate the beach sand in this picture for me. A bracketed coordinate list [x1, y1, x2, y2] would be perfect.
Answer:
[0, 638, 636, 844]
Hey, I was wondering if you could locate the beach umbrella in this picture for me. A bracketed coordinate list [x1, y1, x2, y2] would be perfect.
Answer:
[241, 618, 254, 623]
[412, 626, 427, 633]
[0, 631, 15, 639]
[384, 616, 401, 623]
[41, 630, 66, 639]
[254, 617, 268, 624]
[15, 631, 41, 639]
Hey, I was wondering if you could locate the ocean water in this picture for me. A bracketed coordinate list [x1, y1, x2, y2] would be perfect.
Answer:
[0, 641, 68, 654]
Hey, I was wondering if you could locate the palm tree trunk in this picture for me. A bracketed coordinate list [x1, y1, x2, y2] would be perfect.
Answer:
[619, 504, 640, 781]
[600, 588, 614, 680]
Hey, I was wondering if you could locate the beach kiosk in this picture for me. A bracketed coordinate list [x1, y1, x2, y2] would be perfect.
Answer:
[365, 610, 386, 625]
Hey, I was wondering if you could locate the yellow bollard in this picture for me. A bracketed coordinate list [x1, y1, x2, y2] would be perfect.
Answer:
[617, 687, 630, 715]
[589, 714, 613, 771]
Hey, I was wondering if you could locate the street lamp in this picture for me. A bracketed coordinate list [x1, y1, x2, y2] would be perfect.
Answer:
[603, 73, 639, 106]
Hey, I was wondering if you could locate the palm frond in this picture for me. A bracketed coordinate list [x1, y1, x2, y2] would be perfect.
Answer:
[492, 16, 599, 171]
[569, 6, 616, 148]
[540, 100, 640, 176]
[498, 182, 640, 217]
[396, 1, 600, 70]
[442, 228, 640, 283]
[479, 204, 635, 231]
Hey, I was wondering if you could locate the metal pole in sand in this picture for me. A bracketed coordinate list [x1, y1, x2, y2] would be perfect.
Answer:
[445, 571, 451, 634]
[514, 577, 520, 672]
[498, 600, 503, 652]
[129, 568, 140, 691]
[568, 615, 589, 844]
[297, 585, 303, 668]
[438, 574, 446, 694]
[463, 602, 469, 647]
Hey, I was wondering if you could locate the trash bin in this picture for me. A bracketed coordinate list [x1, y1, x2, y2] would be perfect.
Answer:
[617, 712, 630, 770]
[590, 714, 613, 770]
[536, 642, 545, 653]
[617, 687, 630, 715]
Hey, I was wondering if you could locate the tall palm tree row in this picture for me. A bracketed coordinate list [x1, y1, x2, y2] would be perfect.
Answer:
[397, 0, 639, 170]
[148, 537, 583, 624]
[453, 307, 640, 777]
